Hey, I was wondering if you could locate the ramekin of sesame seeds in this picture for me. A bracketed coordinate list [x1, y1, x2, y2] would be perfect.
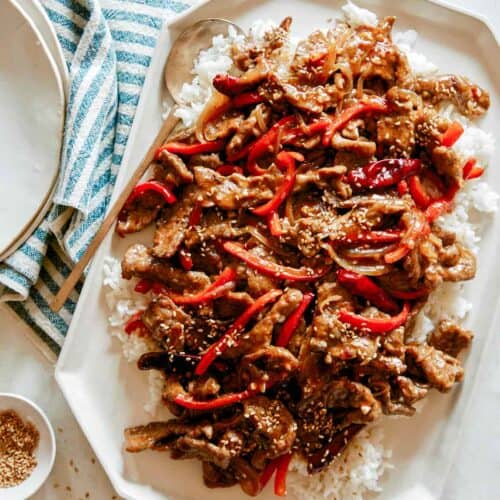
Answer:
[0, 394, 55, 500]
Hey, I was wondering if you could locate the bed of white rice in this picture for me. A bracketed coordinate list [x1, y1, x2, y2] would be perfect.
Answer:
[104, 2, 497, 498]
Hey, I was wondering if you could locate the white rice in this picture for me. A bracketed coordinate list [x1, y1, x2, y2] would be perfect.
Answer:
[103, 257, 165, 414]
[289, 426, 391, 500]
[107, 2, 497, 497]
[341, 1, 378, 28]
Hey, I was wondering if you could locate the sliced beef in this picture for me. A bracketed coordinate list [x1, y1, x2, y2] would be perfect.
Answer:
[156, 150, 193, 185]
[116, 192, 164, 236]
[152, 187, 200, 258]
[122, 244, 210, 292]
[243, 396, 296, 466]
[142, 296, 191, 351]
[188, 153, 223, 169]
[226, 104, 271, 159]
[415, 75, 490, 118]
[239, 347, 299, 387]
[428, 319, 473, 357]
[406, 343, 464, 392]
[194, 166, 282, 211]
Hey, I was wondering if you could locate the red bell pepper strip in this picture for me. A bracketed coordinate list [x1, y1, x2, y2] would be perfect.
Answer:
[276, 293, 314, 347]
[247, 116, 298, 175]
[259, 458, 280, 491]
[216, 164, 244, 176]
[124, 311, 148, 335]
[348, 159, 422, 190]
[155, 140, 225, 159]
[188, 204, 203, 228]
[384, 210, 430, 264]
[425, 199, 452, 223]
[397, 179, 409, 196]
[195, 289, 283, 376]
[179, 248, 193, 271]
[274, 453, 293, 497]
[334, 229, 401, 245]
[223, 241, 330, 282]
[125, 180, 177, 206]
[302, 119, 331, 136]
[424, 183, 460, 223]
[408, 176, 432, 209]
[134, 279, 153, 294]
[232, 91, 264, 108]
[322, 97, 390, 146]
[440, 121, 464, 147]
[463, 158, 484, 180]
[338, 301, 410, 334]
[174, 388, 256, 411]
[252, 151, 302, 217]
[389, 287, 429, 300]
[336, 270, 399, 314]
[164, 267, 237, 305]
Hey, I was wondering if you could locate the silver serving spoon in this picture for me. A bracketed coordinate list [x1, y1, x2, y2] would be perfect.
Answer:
[51, 18, 245, 312]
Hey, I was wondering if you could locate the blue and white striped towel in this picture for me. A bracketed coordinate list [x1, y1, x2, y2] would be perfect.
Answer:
[0, 0, 196, 355]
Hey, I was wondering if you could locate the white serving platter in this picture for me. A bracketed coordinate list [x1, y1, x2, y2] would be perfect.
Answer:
[56, 1, 500, 499]
[0, 0, 65, 260]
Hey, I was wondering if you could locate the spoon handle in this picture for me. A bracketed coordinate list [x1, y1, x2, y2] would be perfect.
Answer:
[50, 108, 180, 312]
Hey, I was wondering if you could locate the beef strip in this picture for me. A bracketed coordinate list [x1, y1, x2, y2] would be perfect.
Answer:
[428, 319, 473, 357]
[156, 150, 194, 185]
[152, 187, 200, 258]
[226, 104, 272, 159]
[194, 166, 282, 211]
[142, 296, 191, 351]
[405, 343, 464, 392]
[243, 396, 297, 468]
[415, 75, 490, 118]
[122, 243, 210, 291]
[188, 153, 223, 169]
[116, 192, 164, 236]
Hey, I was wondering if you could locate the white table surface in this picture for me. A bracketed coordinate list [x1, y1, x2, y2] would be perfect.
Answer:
[1, 1, 499, 499]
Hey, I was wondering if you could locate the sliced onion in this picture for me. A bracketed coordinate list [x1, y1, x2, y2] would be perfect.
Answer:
[341, 244, 399, 261]
[246, 227, 294, 258]
[285, 196, 295, 224]
[195, 90, 231, 142]
[325, 244, 392, 276]
[255, 104, 268, 132]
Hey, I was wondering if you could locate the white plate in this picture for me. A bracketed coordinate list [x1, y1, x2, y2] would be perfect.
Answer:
[0, 393, 56, 500]
[55, 1, 500, 499]
[12, 0, 70, 95]
[0, 0, 69, 262]
[0, 0, 64, 259]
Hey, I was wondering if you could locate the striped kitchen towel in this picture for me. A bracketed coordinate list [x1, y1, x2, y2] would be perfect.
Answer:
[0, 0, 196, 356]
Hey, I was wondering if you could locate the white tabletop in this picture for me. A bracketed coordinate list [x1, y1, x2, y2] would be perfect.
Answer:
[0, 1, 499, 499]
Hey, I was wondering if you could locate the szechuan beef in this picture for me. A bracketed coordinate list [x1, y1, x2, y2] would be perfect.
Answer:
[117, 13, 489, 496]
[428, 319, 473, 357]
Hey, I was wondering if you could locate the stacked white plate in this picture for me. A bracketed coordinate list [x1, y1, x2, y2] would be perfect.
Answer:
[0, 0, 68, 261]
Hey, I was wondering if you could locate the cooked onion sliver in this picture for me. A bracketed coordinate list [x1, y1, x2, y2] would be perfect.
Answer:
[341, 244, 399, 261]
[325, 244, 392, 276]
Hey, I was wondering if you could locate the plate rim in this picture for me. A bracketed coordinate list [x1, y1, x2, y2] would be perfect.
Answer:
[55, 1, 500, 499]
[0, 0, 65, 260]
[12, 0, 71, 94]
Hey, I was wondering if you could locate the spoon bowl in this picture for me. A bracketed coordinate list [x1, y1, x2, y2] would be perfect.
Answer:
[165, 18, 245, 104]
